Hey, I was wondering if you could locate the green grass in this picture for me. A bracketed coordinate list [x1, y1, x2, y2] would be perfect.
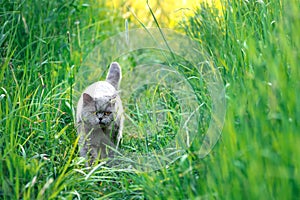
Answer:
[1, 0, 300, 199]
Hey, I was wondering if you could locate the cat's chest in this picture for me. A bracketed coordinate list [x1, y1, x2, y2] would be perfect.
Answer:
[86, 126, 112, 143]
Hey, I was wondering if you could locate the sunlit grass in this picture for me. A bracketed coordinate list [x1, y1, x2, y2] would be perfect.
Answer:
[106, 0, 222, 27]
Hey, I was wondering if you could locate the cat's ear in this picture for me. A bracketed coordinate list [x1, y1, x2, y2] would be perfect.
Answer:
[83, 93, 93, 105]
[106, 62, 121, 89]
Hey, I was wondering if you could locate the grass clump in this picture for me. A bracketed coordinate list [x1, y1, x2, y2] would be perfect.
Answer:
[181, 0, 300, 199]
[0, 0, 126, 199]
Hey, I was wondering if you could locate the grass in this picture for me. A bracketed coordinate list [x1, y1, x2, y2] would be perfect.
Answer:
[1, 0, 299, 199]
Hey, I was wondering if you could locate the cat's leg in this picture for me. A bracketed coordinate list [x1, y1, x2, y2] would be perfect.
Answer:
[79, 135, 94, 167]
[77, 123, 90, 166]
[89, 146, 99, 166]
[110, 115, 123, 148]
[79, 143, 88, 158]
[99, 144, 108, 159]
[116, 116, 124, 148]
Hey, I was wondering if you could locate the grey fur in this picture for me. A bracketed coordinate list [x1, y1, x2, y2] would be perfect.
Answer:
[76, 62, 123, 166]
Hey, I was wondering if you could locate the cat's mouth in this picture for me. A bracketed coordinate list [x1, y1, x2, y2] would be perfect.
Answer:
[98, 121, 107, 126]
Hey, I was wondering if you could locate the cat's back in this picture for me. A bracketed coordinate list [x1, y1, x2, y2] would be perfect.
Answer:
[83, 81, 116, 98]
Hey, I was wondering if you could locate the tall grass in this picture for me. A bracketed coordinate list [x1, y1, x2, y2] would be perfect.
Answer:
[0, 0, 127, 199]
[180, 0, 300, 199]
[0, 0, 299, 199]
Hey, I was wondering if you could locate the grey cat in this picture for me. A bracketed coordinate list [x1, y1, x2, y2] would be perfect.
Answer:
[76, 62, 124, 165]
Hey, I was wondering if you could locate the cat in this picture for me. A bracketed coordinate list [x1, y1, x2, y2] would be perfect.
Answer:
[76, 62, 124, 166]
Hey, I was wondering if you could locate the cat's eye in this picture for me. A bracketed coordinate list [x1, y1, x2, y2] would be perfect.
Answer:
[104, 112, 111, 115]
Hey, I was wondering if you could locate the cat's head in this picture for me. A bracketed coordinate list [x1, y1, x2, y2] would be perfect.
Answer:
[81, 93, 117, 127]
